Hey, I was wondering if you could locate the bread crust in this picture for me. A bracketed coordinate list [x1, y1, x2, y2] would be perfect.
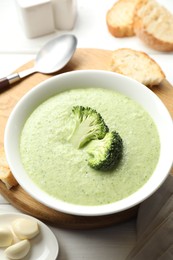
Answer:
[0, 149, 18, 189]
[134, 0, 173, 51]
[106, 0, 140, 37]
[110, 48, 165, 87]
[106, 22, 134, 38]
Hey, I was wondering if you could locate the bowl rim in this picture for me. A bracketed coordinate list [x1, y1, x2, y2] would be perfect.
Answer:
[4, 70, 173, 216]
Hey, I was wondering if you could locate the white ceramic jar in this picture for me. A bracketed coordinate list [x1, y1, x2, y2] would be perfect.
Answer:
[52, 0, 77, 30]
[15, 0, 55, 38]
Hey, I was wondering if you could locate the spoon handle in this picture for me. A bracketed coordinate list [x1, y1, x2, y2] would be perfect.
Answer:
[0, 67, 36, 92]
[0, 73, 21, 91]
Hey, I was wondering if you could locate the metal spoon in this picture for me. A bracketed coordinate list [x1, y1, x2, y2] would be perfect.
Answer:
[0, 34, 77, 89]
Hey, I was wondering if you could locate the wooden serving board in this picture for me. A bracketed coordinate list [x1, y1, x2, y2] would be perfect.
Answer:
[0, 48, 173, 229]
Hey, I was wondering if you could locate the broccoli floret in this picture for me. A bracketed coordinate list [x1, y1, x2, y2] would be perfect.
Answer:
[87, 131, 123, 171]
[69, 106, 109, 148]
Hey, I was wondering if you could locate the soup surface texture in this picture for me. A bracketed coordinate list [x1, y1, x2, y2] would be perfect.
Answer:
[20, 88, 160, 206]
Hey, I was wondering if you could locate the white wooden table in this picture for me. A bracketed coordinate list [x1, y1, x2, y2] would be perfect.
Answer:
[0, 0, 173, 259]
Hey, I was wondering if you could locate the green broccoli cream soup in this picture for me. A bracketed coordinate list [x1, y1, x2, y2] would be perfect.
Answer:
[20, 88, 160, 206]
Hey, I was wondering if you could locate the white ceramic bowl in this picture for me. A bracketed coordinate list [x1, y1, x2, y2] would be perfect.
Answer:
[4, 70, 173, 216]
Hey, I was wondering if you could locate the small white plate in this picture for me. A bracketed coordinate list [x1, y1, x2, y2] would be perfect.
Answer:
[0, 212, 59, 260]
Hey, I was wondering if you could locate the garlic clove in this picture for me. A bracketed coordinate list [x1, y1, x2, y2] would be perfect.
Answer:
[4, 239, 30, 259]
[12, 218, 39, 239]
[0, 227, 13, 247]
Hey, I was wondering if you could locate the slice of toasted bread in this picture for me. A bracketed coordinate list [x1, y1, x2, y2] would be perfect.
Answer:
[110, 48, 165, 87]
[134, 0, 173, 51]
[106, 0, 140, 37]
[0, 150, 18, 189]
